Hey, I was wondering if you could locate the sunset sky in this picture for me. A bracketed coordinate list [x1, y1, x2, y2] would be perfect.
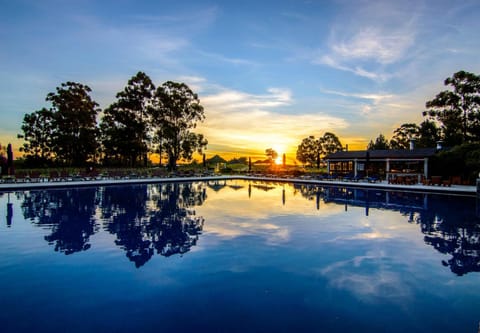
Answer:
[1, 0, 480, 162]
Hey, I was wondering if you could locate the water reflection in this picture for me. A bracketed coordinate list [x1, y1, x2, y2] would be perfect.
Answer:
[100, 183, 205, 267]
[18, 183, 205, 267]
[6, 193, 13, 227]
[416, 195, 480, 276]
[6, 180, 480, 274]
[293, 183, 480, 276]
[21, 188, 99, 254]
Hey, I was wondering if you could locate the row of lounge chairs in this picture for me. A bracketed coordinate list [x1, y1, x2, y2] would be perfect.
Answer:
[422, 176, 451, 187]
[1, 169, 217, 184]
[422, 175, 469, 186]
[2, 170, 471, 187]
[388, 175, 468, 186]
[248, 172, 382, 183]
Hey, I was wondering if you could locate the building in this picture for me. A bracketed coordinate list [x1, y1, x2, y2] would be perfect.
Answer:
[325, 147, 439, 182]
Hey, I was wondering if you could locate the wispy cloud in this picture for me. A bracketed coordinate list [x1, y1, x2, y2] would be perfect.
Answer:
[321, 89, 394, 102]
[315, 55, 390, 82]
[131, 6, 218, 27]
[313, 0, 419, 82]
[330, 26, 415, 65]
[202, 87, 293, 109]
[197, 50, 258, 66]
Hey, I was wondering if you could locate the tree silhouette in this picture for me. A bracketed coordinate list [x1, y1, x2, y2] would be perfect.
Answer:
[47, 82, 100, 166]
[296, 132, 343, 167]
[18, 108, 54, 167]
[296, 136, 322, 167]
[417, 120, 440, 148]
[100, 72, 155, 167]
[150, 81, 208, 171]
[322, 132, 343, 155]
[390, 123, 419, 149]
[367, 133, 390, 150]
[424, 70, 480, 145]
[265, 148, 278, 165]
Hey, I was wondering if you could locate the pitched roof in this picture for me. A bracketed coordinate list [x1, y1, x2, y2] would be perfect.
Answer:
[207, 155, 227, 164]
[326, 148, 438, 160]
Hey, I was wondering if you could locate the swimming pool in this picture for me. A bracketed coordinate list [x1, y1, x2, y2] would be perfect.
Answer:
[1, 180, 479, 332]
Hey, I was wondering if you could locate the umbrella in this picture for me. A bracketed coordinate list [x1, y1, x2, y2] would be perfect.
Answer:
[7, 143, 13, 175]
[365, 151, 370, 177]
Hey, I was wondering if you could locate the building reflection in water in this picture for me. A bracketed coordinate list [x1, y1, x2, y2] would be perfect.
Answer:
[292, 183, 480, 276]
[10, 180, 480, 275]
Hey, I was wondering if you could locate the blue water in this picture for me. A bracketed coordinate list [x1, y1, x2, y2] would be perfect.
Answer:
[1, 180, 480, 332]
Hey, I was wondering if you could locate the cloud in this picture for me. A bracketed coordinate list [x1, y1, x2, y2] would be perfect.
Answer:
[321, 89, 394, 102]
[313, 0, 419, 81]
[330, 26, 415, 65]
[174, 76, 208, 93]
[202, 87, 293, 109]
[197, 50, 258, 66]
[319, 251, 413, 303]
[130, 6, 218, 28]
[315, 55, 390, 82]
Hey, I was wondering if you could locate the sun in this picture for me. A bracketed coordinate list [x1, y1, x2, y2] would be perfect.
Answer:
[271, 144, 285, 165]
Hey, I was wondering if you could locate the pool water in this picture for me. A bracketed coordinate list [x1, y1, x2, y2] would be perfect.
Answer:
[1, 180, 480, 332]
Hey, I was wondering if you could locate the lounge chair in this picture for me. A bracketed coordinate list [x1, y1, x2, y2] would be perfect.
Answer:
[450, 176, 461, 185]
[431, 176, 442, 186]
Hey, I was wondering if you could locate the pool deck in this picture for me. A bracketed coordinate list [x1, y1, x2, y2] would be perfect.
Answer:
[0, 175, 476, 195]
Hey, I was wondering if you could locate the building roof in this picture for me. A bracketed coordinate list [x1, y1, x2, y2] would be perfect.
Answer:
[326, 148, 438, 160]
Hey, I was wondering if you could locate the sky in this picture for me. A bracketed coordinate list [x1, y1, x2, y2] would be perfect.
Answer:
[1, 0, 480, 162]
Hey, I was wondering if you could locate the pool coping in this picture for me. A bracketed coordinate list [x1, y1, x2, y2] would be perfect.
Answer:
[0, 175, 476, 195]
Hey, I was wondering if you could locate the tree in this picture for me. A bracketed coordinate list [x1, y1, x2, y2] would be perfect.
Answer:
[18, 108, 54, 167]
[296, 136, 323, 167]
[47, 82, 100, 166]
[417, 120, 440, 148]
[424, 70, 480, 145]
[151, 81, 208, 171]
[265, 148, 278, 164]
[368, 134, 390, 150]
[296, 132, 342, 167]
[100, 72, 155, 166]
[322, 132, 343, 155]
[429, 143, 480, 182]
[390, 123, 419, 149]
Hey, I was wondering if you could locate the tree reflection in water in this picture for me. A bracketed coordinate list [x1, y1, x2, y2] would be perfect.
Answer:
[100, 183, 206, 268]
[416, 195, 480, 276]
[293, 183, 480, 276]
[21, 188, 99, 254]
[19, 182, 206, 267]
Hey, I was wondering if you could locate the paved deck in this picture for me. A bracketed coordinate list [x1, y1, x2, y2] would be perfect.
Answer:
[0, 175, 476, 195]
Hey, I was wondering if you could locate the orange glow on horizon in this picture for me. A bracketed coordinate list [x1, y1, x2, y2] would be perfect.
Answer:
[6, 135, 369, 164]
